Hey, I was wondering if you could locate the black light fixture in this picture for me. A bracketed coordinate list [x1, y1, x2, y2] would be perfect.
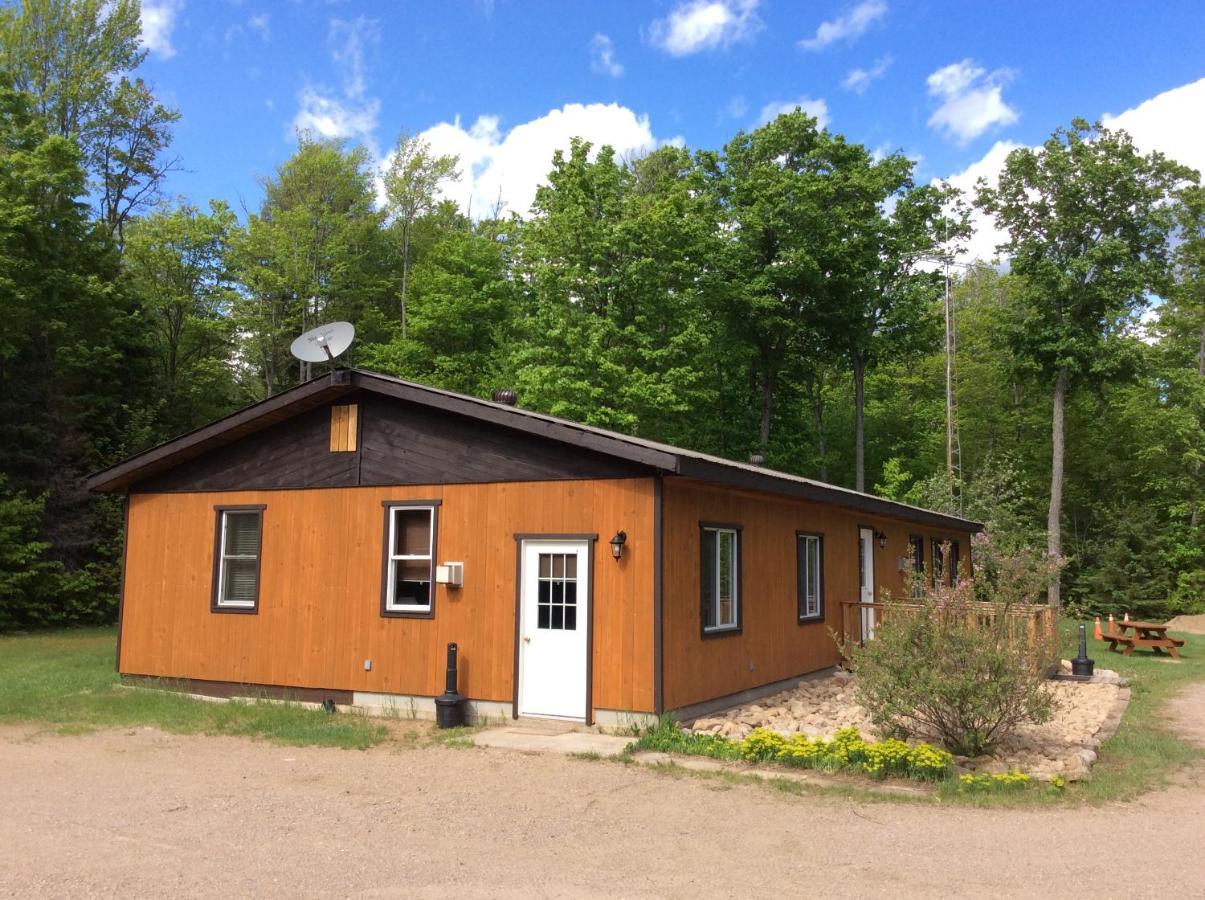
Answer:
[875, 530, 887, 549]
[609, 530, 627, 561]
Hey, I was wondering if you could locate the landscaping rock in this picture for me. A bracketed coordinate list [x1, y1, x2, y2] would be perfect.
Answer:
[688, 669, 1129, 782]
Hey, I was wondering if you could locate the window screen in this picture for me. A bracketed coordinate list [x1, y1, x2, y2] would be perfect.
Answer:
[797, 533, 823, 621]
[214, 509, 262, 610]
[701, 526, 740, 633]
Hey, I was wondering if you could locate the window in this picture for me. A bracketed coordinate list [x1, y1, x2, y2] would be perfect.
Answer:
[931, 538, 945, 586]
[796, 532, 824, 622]
[212, 506, 264, 612]
[701, 524, 741, 635]
[950, 541, 961, 584]
[382, 503, 438, 616]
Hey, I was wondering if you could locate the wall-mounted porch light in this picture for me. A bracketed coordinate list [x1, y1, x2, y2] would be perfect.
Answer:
[609, 531, 627, 561]
[874, 530, 887, 549]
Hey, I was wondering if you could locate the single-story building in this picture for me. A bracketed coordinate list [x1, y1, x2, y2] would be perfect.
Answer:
[88, 368, 981, 726]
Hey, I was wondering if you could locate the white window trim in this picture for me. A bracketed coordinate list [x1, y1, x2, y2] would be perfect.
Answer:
[703, 526, 740, 633]
[216, 509, 260, 609]
[385, 505, 436, 613]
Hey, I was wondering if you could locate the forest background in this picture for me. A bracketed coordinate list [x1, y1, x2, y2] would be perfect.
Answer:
[1, 0, 1201, 629]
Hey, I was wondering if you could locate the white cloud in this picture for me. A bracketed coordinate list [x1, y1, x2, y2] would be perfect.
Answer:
[329, 16, 378, 99]
[225, 12, 271, 44]
[414, 103, 662, 218]
[590, 33, 623, 78]
[293, 88, 380, 143]
[799, 0, 886, 52]
[757, 96, 830, 128]
[648, 0, 762, 57]
[724, 95, 748, 119]
[926, 59, 1018, 144]
[291, 17, 381, 146]
[1102, 77, 1205, 179]
[842, 55, 893, 95]
[140, 0, 184, 59]
[941, 76, 1205, 264]
[943, 139, 1024, 264]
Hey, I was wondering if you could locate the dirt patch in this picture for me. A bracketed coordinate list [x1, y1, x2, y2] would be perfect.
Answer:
[4, 725, 1205, 898]
[1165, 614, 1205, 635]
[1166, 682, 1205, 748]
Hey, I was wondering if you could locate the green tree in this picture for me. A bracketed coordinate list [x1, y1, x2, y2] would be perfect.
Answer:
[123, 200, 239, 435]
[232, 136, 391, 395]
[977, 120, 1195, 606]
[509, 140, 717, 444]
[0, 0, 179, 237]
[0, 83, 153, 628]
[383, 132, 460, 338]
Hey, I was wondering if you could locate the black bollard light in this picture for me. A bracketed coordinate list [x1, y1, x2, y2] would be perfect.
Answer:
[434, 641, 467, 728]
[1071, 623, 1095, 677]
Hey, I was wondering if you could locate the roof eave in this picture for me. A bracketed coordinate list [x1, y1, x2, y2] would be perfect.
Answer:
[675, 457, 983, 532]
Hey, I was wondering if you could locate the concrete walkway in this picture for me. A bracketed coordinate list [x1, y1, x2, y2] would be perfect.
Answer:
[472, 723, 633, 756]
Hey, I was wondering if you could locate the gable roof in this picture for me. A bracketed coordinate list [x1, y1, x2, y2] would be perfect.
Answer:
[87, 368, 981, 532]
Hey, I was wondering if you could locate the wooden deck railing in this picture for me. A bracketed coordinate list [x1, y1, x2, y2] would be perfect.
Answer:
[839, 599, 1059, 674]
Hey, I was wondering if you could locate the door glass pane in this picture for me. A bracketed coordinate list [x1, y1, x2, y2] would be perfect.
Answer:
[535, 551, 579, 631]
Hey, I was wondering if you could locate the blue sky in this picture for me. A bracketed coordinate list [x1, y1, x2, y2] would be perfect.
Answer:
[140, 0, 1204, 251]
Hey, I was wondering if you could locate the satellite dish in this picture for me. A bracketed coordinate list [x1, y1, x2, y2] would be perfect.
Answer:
[290, 321, 355, 363]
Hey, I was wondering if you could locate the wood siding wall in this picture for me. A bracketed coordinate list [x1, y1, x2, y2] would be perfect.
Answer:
[661, 478, 975, 711]
[121, 479, 656, 713]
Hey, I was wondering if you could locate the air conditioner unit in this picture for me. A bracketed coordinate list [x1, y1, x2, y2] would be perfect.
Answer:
[436, 562, 464, 587]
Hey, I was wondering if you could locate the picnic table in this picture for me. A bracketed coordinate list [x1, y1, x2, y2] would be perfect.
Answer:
[1103, 620, 1185, 658]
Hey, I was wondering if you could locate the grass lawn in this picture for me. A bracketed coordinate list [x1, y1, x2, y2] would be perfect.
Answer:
[1062, 620, 1204, 804]
[0, 627, 391, 749]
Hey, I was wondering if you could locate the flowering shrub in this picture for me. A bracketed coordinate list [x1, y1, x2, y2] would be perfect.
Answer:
[635, 723, 954, 782]
[957, 771, 1031, 792]
[740, 728, 787, 762]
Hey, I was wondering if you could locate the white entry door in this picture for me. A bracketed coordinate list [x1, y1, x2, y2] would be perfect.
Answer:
[518, 540, 589, 721]
[858, 527, 876, 641]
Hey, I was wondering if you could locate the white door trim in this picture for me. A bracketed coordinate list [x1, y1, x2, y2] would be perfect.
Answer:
[858, 527, 876, 641]
[515, 536, 594, 723]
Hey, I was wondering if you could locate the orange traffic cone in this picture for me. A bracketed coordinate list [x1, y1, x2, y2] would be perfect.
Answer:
[1123, 611, 1130, 623]
[1094, 617, 1102, 641]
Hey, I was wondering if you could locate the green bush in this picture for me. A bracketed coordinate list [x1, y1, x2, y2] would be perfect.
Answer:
[843, 561, 1056, 758]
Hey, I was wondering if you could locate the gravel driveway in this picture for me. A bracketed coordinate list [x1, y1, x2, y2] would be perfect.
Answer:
[3, 688, 1204, 899]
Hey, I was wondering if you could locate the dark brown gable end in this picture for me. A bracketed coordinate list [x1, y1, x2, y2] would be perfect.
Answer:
[127, 391, 653, 493]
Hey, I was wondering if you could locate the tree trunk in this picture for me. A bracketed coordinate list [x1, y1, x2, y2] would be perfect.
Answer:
[400, 224, 411, 340]
[1047, 369, 1069, 608]
[758, 366, 775, 451]
[805, 370, 828, 482]
[852, 353, 866, 492]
